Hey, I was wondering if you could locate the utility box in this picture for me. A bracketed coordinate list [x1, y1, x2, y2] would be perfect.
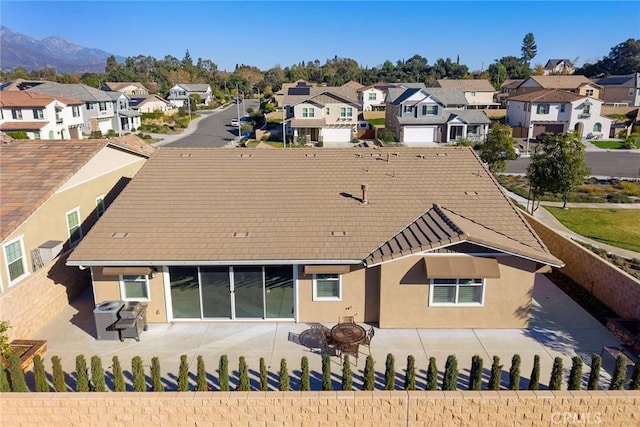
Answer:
[38, 240, 63, 264]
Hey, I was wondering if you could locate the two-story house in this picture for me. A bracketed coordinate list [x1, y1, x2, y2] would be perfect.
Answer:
[0, 91, 84, 139]
[595, 73, 640, 107]
[26, 82, 118, 136]
[101, 82, 150, 96]
[108, 92, 141, 134]
[274, 80, 317, 107]
[385, 87, 491, 144]
[282, 86, 360, 144]
[506, 89, 612, 140]
[543, 59, 575, 75]
[129, 94, 172, 113]
[510, 75, 602, 99]
[357, 83, 399, 112]
[433, 79, 498, 109]
[167, 84, 212, 107]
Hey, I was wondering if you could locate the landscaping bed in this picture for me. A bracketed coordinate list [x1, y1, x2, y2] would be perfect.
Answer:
[4, 340, 47, 371]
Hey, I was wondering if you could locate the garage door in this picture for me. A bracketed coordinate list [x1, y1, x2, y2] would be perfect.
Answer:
[403, 126, 436, 143]
[322, 128, 352, 143]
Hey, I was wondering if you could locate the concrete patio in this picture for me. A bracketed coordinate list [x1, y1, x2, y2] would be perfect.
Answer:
[29, 274, 625, 391]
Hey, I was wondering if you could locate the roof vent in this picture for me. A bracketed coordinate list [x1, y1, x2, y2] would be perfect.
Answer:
[305, 153, 316, 158]
[330, 231, 347, 237]
[361, 184, 368, 204]
[464, 191, 479, 196]
[436, 153, 448, 157]
[239, 154, 252, 158]
[180, 153, 192, 158]
[110, 232, 129, 239]
[39, 145, 50, 149]
[233, 232, 250, 238]
[70, 145, 82, 149]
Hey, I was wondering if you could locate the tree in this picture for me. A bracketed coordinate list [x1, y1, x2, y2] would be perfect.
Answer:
[528, 355, 540, 390]
[33, 355, 49, 392]
[0, 363, 10, 392]
[568, 356, 583, 390]
[587, 354, 601, 390]
[300, 356, 310, 391]
[178, 354, 190, 391]
[630, 361, 640, 390]
[576, 39, 640, 77]
[7, 353, 28, 392]
[404, 355, 416, 390]
[75, 355, 90, 392]
[51, 356, 66, 392]
[527, 132, 590, 209]
[132, 356, 146, 392]
[469, 355, 483, 391]
[219, 355, 229, 391]
[259, 357, 268, 391]
[609, 355, 627, 390]
[442, 355, 458, 391]
[278, 358, 289, 391]
[238, 357, 250, 391]
[426, 357, 438, 391]
[322, 354, 332, 391]
[488, 356, 502, 391]
[90, 356, 106, 392]
[549, 357, 563, 390]
[384, 353, 396, 390]
[480, 123, 516, 172]
[509, 354, 521, 390]
[363, 355, 375, 391]
[521, 33, 538, 64]
[488, 62, 507, 90]
[151, 357, 164, 392]
[341, 356, 353, 391]
[112, 356, 125, 392]
[196, 356, 208, 391]
[496, 56, 532, 79]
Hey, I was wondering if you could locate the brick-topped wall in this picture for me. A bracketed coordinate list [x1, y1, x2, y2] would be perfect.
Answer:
[1, 390, 638, 426]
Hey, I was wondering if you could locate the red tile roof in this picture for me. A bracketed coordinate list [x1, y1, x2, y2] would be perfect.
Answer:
[0, 91, 82, 107]
[0, 121, 48, 131]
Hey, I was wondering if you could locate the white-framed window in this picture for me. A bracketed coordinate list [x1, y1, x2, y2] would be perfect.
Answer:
[72, 106, 80, 117]
[429, 278, 484, 306]
[96, 196, 105, 218]
[33, 131, 41, 140]
[469, 91, 476, 97]
[66, 207, 83, 246]
[312, 273, 341, 301]
[33, 109, 44, 119]
[3, 236, 28, 285]
[120, 275, 150, 300]
[593, 123, 602, 132]
[86, 102, 94, 110]
[583, 104, 591, 115]
[340, 107, 353, 118]
[585, 89, 594, 97]
[368, 92, 377, 100]
[403, 105, 413, 113]
[536, 104, 550, 114]
[302, 107, 314, 118]
[12, 109, 22, 120]
[424, 105, 438, 115]
[99, 102, 107, 111]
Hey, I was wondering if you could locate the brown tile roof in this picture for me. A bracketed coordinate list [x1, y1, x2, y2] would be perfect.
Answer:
[0, 91, 82, 107]
[508, 89, 585, 103]
[67, 147, 559, 267]
[103, 82, 148, 91]
[283, 87, 359, 107]
[0, 137, 154, 242]
[342, 81, 365, 90]
[501, 79, 524, 89]
[526, 75, 593, 89]
[0, 121, 48, 131]
[435, 79, 496, 92]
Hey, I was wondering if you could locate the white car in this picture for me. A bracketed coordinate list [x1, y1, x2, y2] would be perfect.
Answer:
[230, 118, 240, 127]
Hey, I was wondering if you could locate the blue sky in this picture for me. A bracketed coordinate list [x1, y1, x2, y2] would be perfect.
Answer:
[2, 1, 638, 72]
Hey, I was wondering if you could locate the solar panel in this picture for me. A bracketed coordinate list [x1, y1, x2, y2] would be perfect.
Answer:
[288, 87, 310, 96]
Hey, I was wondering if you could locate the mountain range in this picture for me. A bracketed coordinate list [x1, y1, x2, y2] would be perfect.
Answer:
[0, 26, 125, 73]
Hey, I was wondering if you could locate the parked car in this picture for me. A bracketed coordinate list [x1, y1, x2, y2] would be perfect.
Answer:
[230, 118, 240, 127]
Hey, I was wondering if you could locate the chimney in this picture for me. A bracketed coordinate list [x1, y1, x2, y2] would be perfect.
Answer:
[361, 184, 368, 204]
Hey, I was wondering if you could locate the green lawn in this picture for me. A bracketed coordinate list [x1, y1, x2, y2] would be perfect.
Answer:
[547, 207, 640, 253]
[367, 118, 385, 126]
[591, 140, 623, 149]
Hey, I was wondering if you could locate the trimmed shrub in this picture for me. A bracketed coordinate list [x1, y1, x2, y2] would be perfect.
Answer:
[341, 356, 353, 391]
[259, 357, 268, 391]
[528, 355, 540, 390]
[178, 354, 190, 391]
[469, 355, 483, 391]
[568, 356, 583, 390]
[238, 357, 250, 391]
[488, 356, 502, 391]
[196, 356, 208, 391]
[75, 355, 90, 392]
[300, 356, 310, 391]
[384, 353, 396, 390]
[630, 361, 640, 390]
[52, 356, 66, 392]
[7, 353, 28, 392]
[132, 356, 146, 392]
[442, 355, 458, 391]
[426, 357, 438, 391]
[609, 355, 627, 390]
[33, 355, 49, 392]
[219, 355, 229, 391]
[90, 355, 106, 392]
[587, 354, 601, 390]
[404, 355, 416, 390]
[278, 358, 289, 391]
[112, 356, 125, 392]
[6, 131, 29, 140]
[322, 354, 332, 391]
[363, 355, 375, 391]
[509, 354, 521, 390]
[151, 357, 163, 392]
[0, 365, 10, 392]
[549, 357, 563, 391]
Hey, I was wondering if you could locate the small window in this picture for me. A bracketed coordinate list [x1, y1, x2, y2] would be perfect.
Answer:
[12, 109, 22, 120]
[33, 131, 41, 140]
[120, 275, 150, 300]
[302, 107, 314, 118]
[325, 107, 330, 115]
[96, 196, 105, 218]
[99, 102, 107, 111]
[560, 104, 565, 113]
[86, 102, 94, 110]
[340, 107, 353, 118]
[72, 106, 80, 117]
[313, 273, 341, 301]
[469, 91, 476, 96]
[3, 237, 28, 285]
[66, 208, 83, 246]
[33, 109, 44, 119]
[403, 105, 413, 113]
[583, 104, 591, 115]
[429, 278, 484, 306]
[593, 123, 602, 132]
[425, 105, 438, 115]
[368, 92, 376, 100]
[536, 104, 550, 114]
[585, 89, 594, 97]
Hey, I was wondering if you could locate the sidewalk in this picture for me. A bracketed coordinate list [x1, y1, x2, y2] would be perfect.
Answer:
[504, 189, 640, 259]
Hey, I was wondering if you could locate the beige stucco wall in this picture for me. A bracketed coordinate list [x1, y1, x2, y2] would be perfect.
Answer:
[378, 255, 537, 328]
[2, 391, 638, 426]
[577, 86, 602, 99]
[91, 268, 167, 323]
[465, 91, 495, 106]
[0, 154, 146, 291]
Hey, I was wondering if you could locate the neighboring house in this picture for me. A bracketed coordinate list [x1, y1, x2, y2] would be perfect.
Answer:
[101, 82, 150, 96]
[274, 80, 317, 107]
[497, 79, 524, 107]
[283, 86, 359, 144]
[510, 75, 602, 99]
[0, 79, 48, 92]
[358, 83, 399, 112]
[26, 82, 118, 136]
[129, 94, 172, 113]
[0, 136, 155, 294]
[506, 89, 612, 139]
[433, 79, 499, 109]
[167, 84, 212, 107]
[107, 92, 141, 133]
[67, 147, 562, 328]
[543, 59, 575, 75]
[385, 86, 491, 144]
[0, 91, 84, 139]
[595, 73, 640, 107]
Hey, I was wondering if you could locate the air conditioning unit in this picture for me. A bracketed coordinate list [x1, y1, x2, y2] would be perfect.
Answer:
[38, 240, 63, 264]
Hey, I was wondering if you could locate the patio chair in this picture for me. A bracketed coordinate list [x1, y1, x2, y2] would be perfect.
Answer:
[338, 315, 355, 324]
[361, 326, 375, 355]
[341, 342, 359, 365]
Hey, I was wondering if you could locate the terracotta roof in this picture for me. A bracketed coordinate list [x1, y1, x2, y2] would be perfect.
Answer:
[526, 75, 593, 89]
[508, 89, 585, 103]
[67, 147, 559, 267]
[434, 79, 496, 92]
[0, 91, 82, 107]
[0, 137, 154, 241]
[0, 121, 48, 131]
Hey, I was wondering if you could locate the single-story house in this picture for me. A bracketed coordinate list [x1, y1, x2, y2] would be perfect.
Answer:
[67, 147, 562, 329]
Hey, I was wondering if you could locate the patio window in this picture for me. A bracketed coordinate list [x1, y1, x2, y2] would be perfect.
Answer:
[96, 196, 105, 218]
[313, 273, 341, 301]
[429, 278, 484, 306]
[66, 208, 83, 246]
[302, 107, 314, 118]
[120, 275, 149, 300]
[3, 236, 28, 285]
[536, 104, 550, 114]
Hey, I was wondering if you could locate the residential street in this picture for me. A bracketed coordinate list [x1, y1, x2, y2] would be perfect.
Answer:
[506, 151, 640, 179]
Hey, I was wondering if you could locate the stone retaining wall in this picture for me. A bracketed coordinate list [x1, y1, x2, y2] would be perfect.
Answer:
[1, 390, 638, 426]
